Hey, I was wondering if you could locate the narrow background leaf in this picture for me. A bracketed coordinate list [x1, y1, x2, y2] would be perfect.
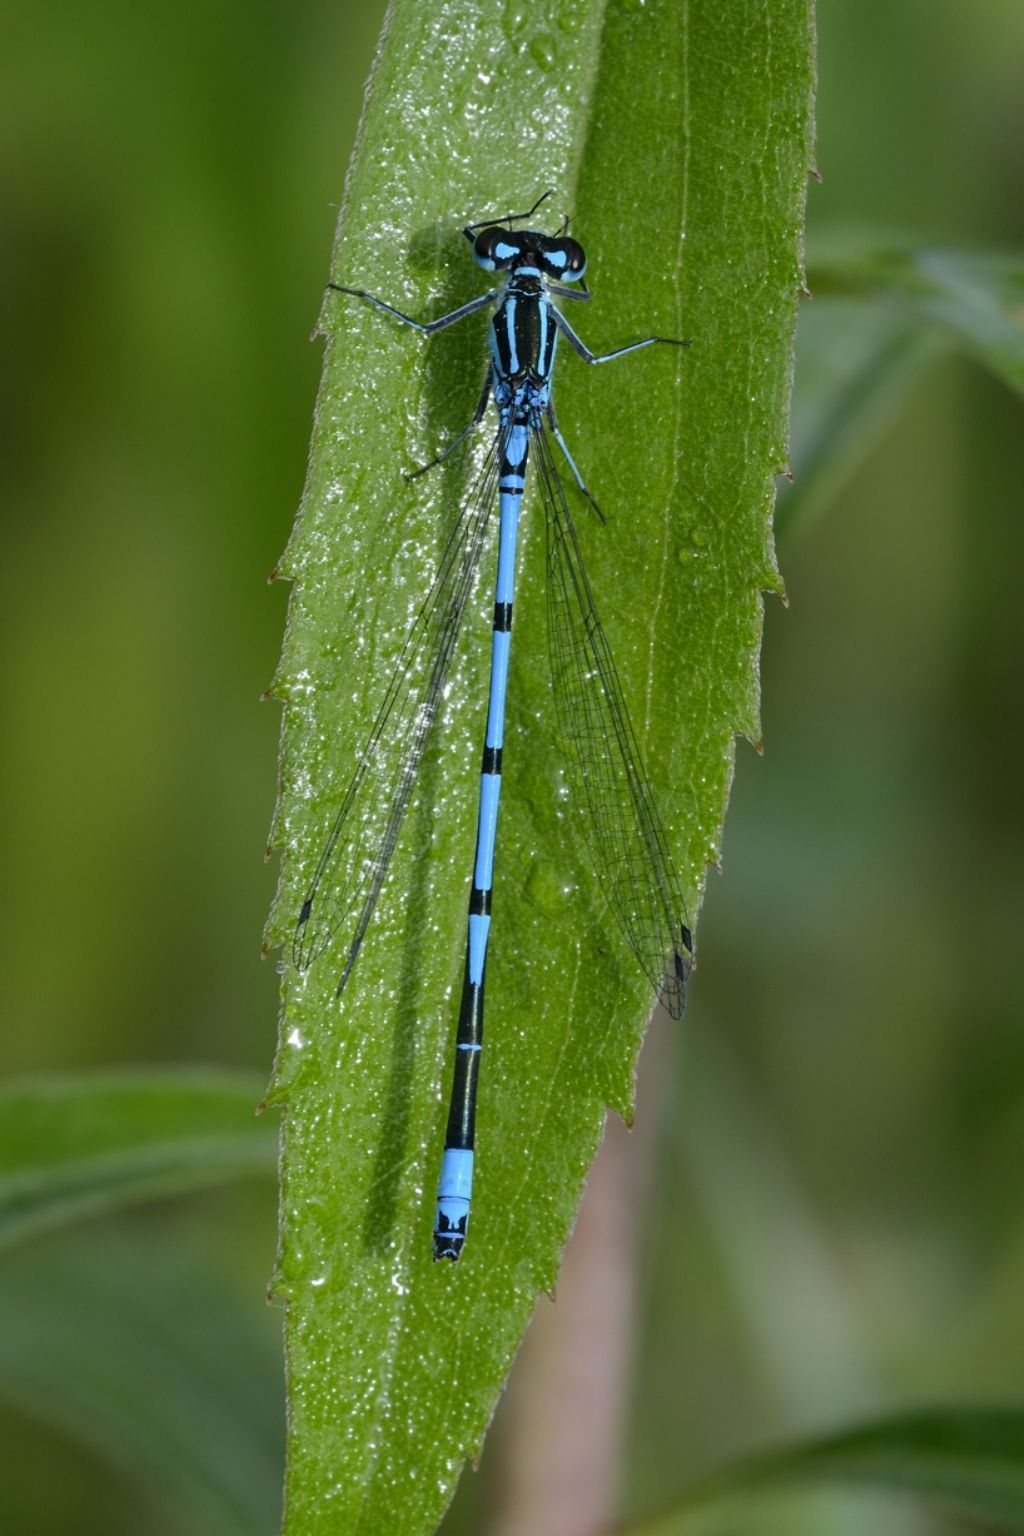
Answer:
[0, 1226, 283, 1536]
[623, 1406, 1024, 1533]
[778, 302, 944, 537]
[809, 246, 1024, 395]
[780, 246, 1024, 536]
[0, 1069, 274, 1249]
[265, 1, 814, 1532]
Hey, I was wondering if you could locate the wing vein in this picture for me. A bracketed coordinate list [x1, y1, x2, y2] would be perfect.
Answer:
[537, 421, 691, 1018]
[293, 430, 506, 992]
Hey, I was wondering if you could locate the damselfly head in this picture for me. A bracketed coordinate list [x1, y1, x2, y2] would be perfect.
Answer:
[467, 226, 588, 282]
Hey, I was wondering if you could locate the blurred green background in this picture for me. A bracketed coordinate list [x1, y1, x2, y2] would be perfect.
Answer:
[2, 1, 1023, 1532]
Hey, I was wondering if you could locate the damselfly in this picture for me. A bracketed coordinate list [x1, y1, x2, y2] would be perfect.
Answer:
[294, 193, 693, 1261]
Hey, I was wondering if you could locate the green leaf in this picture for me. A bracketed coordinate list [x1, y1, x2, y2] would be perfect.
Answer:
[0, 1068, 275, 1249]
[779, 300, 944, 538]
[808, 244, 1024, 396]
[778, 245, 1024, 538]
[622, 1406, 1024, 1533]
[0, 1226, 282, 1536]
[264, 2, 815, 1532]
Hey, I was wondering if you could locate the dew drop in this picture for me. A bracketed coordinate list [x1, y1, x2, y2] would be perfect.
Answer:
[525, 857, 566, 916]
[501, 0, 527, 37]
[528, 32, 556, 70]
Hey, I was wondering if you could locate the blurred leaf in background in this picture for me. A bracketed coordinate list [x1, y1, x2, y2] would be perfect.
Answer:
[2, 0, 1023, 1533]
[1, 0, 386, 1529]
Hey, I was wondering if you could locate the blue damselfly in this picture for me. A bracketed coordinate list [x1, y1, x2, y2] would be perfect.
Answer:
[294, 194, 693, 1261]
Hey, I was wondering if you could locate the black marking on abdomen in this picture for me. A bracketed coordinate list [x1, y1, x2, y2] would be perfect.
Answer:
[481, 744, 503, 774]
[469, 885, 492, 916]
[493, 601, 512, 631]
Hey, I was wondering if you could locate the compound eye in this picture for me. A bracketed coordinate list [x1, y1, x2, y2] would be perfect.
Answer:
[541, 237, 587, 281]
[473, 228, 522, 272]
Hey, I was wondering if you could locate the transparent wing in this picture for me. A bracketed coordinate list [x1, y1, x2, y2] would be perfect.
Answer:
[536, 422, 692, 1019]
[293, 430, 505, 995]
